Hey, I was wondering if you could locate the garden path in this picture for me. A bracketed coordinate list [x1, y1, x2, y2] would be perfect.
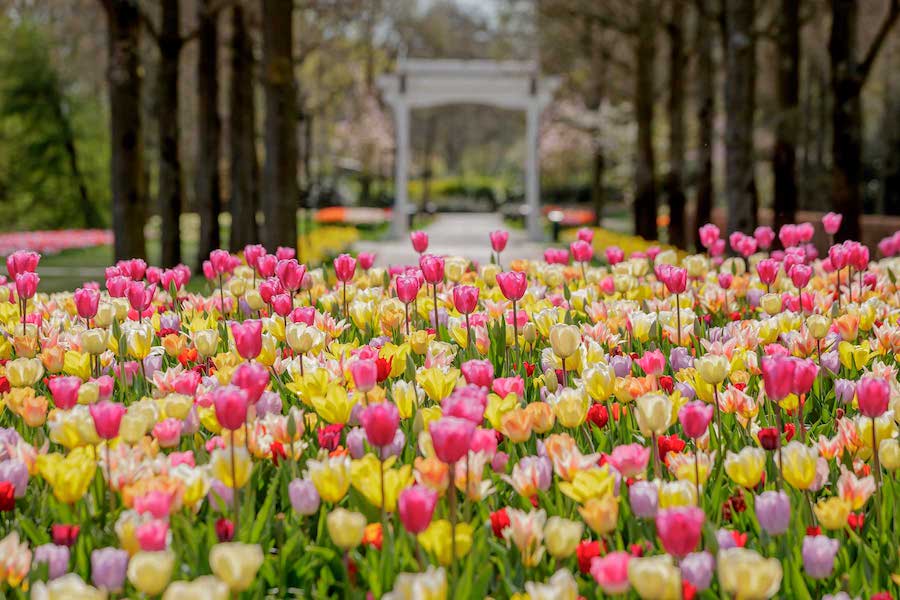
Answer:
[354, 212, 545, 268]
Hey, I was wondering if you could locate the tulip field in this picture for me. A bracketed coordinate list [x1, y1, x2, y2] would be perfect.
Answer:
[3, 214, 900, 599]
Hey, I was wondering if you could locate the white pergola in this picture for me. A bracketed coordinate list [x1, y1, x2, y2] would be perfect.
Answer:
[377, 58, 561, 241]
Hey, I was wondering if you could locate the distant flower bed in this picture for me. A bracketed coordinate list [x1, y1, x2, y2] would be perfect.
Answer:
[299, 226, 360, 264]
[563, 227, 685, 261]
[0, 229, 112, 256]
[315, 207, 389, 226]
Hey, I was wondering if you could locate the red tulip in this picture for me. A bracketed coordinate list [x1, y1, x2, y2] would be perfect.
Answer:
[276, 259, 306, 291]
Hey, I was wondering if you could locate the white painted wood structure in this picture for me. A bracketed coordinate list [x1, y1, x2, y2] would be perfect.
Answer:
[377, 58, 560, 240]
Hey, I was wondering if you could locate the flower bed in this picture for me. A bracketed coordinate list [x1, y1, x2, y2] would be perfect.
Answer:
[1, 216, 900, 598]
[0, 229, 112, 256]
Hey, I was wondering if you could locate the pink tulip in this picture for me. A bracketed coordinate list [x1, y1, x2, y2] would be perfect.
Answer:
[231, 362, 269, 404]
[576, 227, 595, 243]
[15, 272, 39, 299]
[419, 254, 445, 284]
[857, 376, 890, 418]
[779, 224, 799, 248]
[656, 506, 704, 557]
[271, 293, 293, 317]
[543, 248, 569, 264]
[828, 244, 848, 269]
[496, 271, 527, 301]
[452, 285, 479, 314]
[761, 355, 795, 401]
[259, 278, 283, 304]
[276, 246, 295, 260]
[48, 376, 82, 410]
[126, 281, 149, 312]
[333, 254, 357, 282]
[678, 401, 714, 439]
[396, 275, 421, 304]
[6, 250, 40, 279]
[257, 254, 278, 278]
[397, 485, 438, 533]
[358, 252, 376, 270]
[662, 266, 687, 294]
[796, 222, 815, 243]
[209, 250, 234, 275]
[791, 359, 818, 396]
[134, 490, 175, 519]
[290, 306, 316, 325]
[607, 443, 651, 478]
[492, 376, 524, 399]
[822, 212, 842, 235]
[754, 226, 776, 250]
[275, 259, 306, 291]
[468, 427, 497, 456]
[231, 319, 263, 360]
[849, 242, 869, 271]
[359, 401, 400, 447]
[590, 552, 632, 595]
[213, 386, 249, 430]
[756, 259, 779, 286]
[89, 401, 127, 440]
[244, 244, 266, 270]
[73, 287, 100, 320]
[172, 371, 201, 396]
[789, 264, 812, 289]
[461, 359, 494, 388]
[349, 359, 378, 393]
[410, 231, 429, 254]
[717, 273, 733, 289]
[153, 418, 183, 448]
[429, 417, 476, 464]
[736, 234, 758, 258]
[135, 519, 169, 552]
[604, 245, 624, 265]
[698, 223, 720, 249]
[106, 275, 129, 298]
[636, 349, 665, 376]
[569, 240, 593, 263]
[489, 230, 509, 253]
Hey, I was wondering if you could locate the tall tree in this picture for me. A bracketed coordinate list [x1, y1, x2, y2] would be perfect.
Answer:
[694, 0, 715, 248]
[772, 0, 800, 235]
[143, 0, 186, 267]
[586, 23, 607, 227]
[261, 0, 299, 251]
[228, 3, 260, 251]
[829, 0, 899, 241]
[665, 0, 687, 248]
[634, 0, 658, 241]
[724, 0, 757, 235]
[99, 0, 147, 260]
[196, 0, 222, 265]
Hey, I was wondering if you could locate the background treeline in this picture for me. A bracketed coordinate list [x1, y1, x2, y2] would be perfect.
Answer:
[0, 0, 897, 264]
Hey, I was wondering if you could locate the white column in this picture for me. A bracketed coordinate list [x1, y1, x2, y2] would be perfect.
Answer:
[525, 102, 542, 241]
[392, 101, 410, 239]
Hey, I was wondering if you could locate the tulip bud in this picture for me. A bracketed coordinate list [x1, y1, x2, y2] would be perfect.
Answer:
[94, 302, 115, 328]
[760, 293, 782, 315]
[209, 542, 264, 592]
[522, 322, 536, 344]
[127, 550, 175, 596]
[327, 508, 367, 550]
[543, 368, 559, 393]
[549, 324, 580, 359]
[879, 439, 900, 471]
[82, 328, 109, 355]
[194, 329, 220, 358]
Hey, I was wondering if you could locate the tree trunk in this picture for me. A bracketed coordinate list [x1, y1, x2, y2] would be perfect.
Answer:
[724, 0, 757, 235]
[158, 0, 183, 267]
[261, 0, 298, 252]
[772, 0, 799, 236]
[666, 1, 687, 248]
[634, 0, 658, 241]
[829, 0, 899, 240]
[229, 4, 260, 251]
[694, 0, 715, 249]
[103, 0, 147, 260]
[586, 24, 606, 228]
[196, 0, 221, 265]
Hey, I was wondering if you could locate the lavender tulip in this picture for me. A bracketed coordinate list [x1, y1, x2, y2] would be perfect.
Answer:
[802, 535, 840, 579]
[680, 551, 714, 591]
[755, 490, 790, 535]
[288, 478, 321, 516]
[34, 544, 70, 579]
[91, 547, 129, 592]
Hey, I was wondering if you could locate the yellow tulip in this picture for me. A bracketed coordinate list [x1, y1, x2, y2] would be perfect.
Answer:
[627, 555, 682, 600]
[256, 334, 278, 367]
[485, 392, 519, 430]
[63, 351, 92, 380]
[383, 566, 447, 600]
[724, 447, 766, 488]
[780, 442, 817, 490]
[350, 454, 414, 512]
[856, 414, 897, 457]
[327, 508, 367, 550]
[210, 446, 253, 489]
[391, 380, 421, 419]
[310, 386, 356, 425]
[558, 466, 615, 503]
[306, 454, 352, 503]
[6, 357, 44, 387]
[543, 517, 583, 559]
[635, 393, 672, 436]
[31, 573, 107, 600]
[582, 364, 616, 401]
[549, 324, 580, 359]
[77, 382, 100, 405]
[548, 387, 589, 428]
[36, 447, 97, 504]
[696, 354, 729, 385]
[125, 324, 154, 359]
[717, 548, 782, 600]
[163, 576, 229, 600]
[880, 439, 900, 471]
[417, 520, 473, 566]
[127, 550, 175, 596]
[381, 342, 413, 378]
[578, 495, 619, 535]
[209, 542, 264, 592]
[806, 315, 831, 340]
[415, 367, 459, 402]
[194, 329, 220, 358]
[813, 497, 851, 531]
[658, 479, 698, 508]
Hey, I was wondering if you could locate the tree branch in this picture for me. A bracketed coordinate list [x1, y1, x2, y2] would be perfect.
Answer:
[858, 0, 900, 84]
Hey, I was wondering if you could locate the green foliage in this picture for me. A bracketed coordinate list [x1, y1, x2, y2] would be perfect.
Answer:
[0, 20, 109, 231]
